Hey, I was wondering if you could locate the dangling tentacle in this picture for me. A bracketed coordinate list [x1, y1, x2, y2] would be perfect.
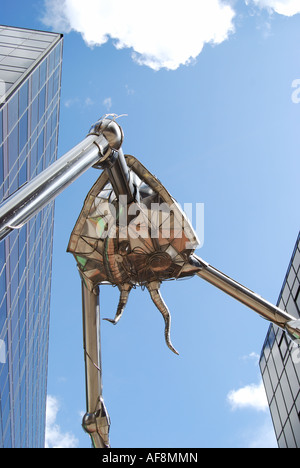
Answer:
[146, 281, 179, 355]
[103, 283, 132, 325]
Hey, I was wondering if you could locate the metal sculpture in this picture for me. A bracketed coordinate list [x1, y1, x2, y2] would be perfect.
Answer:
[66, 116, 300, 448]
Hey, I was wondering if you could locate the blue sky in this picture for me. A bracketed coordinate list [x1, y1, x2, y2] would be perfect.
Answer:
[2, 0, 300, 448]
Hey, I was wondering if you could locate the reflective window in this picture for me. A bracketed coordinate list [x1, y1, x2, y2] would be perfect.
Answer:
[275, 384, 287, 425]
[0, 110, 3, 141]
[0, 241, 5, 273]
[30, 140, 37, 178]
[285, 358, 299, 398]
[271, 341, 284, 378]
[262, 367, 273, 403]
[296, 287, 300, 313]
[289, 407, 300, 447]
[1, 375, 10, 436]
[45, 114, 52, 142]
[47, 73, 54, 106]
[279, 333, 288, 361]
[53, 68, 60, 97]
[38, 85, 46, 121]
[287, 295, 299, 319]
[281, 371, 294, 414]
[268, 326, 276, 348]
[52, 103, 58, 130]
[287, 267, 296, 290]
[39, 59, 47, 89]
[0, 266, 6, 301]
[0, 145, 3, 199]
[54, 41, 61, 68]
[8, 124, 18, 167]
[292, 278, 299, 302]
[7, 92, 18, 134]
[18, 227, 27, 277]
[278, 432, 287, 448]
[19, 110, 28, 152]
[282, 284, 290, 305]
[48, 48, 55, 74]
[296, 394, 300, 414]
[30, 95, 38, 133]
[19, 80, 28, 117]
[45, 143, 51, 168]
[37, 129, 44, 173]
[0, 296, 6, 336]
[283, 419, 296, 448]
[267, 354, 279, 392]
[294, 250, 300, 274]
[19, 157, 27, 187]
[8, 125, 19, 195]
[31, 67, 39, 100]
[270, 398, 282, 438]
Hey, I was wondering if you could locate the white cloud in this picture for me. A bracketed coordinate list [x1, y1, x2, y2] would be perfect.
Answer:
[64, 96, 94, 108]
[246, 418, 278, 448]
[45, 395, 79, 448]
[64, 97, 80, 108]
[247, 0, 300, 16]
[227, 380, 268, 412]
[103, 97, 112, 111]
[227, 378, 278, 447]
[240, 351, 260, 363]
[84, 97, 94, 107]
[42, 0, 235, 70]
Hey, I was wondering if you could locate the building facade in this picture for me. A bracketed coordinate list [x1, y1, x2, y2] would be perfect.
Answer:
[260, 232, 300, 448]
[0, 26, 63, 447]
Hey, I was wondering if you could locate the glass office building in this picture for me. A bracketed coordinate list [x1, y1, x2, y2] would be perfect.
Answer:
[260, 232, 300, 448]
[0, 26, 63, 447]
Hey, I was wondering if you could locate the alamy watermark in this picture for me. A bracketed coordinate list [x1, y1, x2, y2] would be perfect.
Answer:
[94, 195, 205, 249]
[291, 339, 300, 365]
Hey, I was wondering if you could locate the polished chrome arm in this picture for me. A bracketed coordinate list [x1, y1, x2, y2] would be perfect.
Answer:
[0, 117, 131, 242]
[0, 134, 109, 241]
[81, 282, 110, 449]
[192, 255, 300, 342]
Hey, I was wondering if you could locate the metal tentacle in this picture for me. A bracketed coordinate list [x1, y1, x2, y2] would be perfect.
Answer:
[146, 281, 179, 355]
[103, 283, 132, 325]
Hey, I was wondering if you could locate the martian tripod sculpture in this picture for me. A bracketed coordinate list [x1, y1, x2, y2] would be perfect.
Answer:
[67, 116, 300, 447]
[0, 115, 299, 448]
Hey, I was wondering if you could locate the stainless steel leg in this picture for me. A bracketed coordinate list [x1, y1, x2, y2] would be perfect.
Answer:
[81, 282, 110, 448]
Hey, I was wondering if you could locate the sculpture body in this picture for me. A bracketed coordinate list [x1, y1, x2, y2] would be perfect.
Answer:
[68, 152, 200, 355]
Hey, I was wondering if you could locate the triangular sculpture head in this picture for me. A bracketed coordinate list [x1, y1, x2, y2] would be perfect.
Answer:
[68, 152, 200, 355]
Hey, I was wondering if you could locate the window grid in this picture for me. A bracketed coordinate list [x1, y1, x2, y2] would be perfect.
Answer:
[260, 233, 300, 448]
[0, 203, 55, 447]
[0, 29, 62, 448]
[0, 53, 62, 198]
[0, 203, 53, 318]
